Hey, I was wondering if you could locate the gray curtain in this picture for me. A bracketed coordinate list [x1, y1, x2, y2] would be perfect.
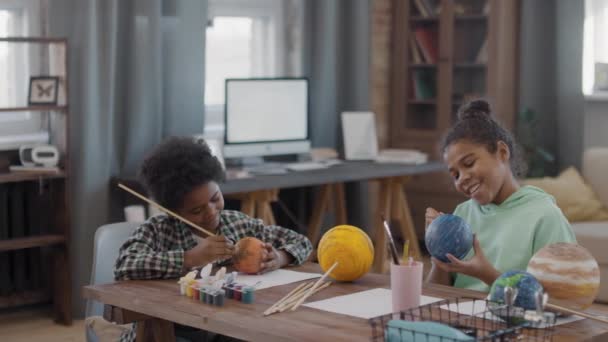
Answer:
[48, 0, 207, 317]
[303, 0, 371, 229]
[304, 0, 370, 150]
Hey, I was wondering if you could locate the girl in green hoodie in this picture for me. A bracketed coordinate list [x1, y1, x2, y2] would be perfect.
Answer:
[425, 100, 575, 292]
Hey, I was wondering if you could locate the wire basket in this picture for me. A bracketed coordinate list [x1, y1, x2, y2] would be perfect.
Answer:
[369, 297, 556, 342]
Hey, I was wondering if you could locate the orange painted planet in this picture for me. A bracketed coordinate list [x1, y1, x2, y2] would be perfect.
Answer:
[527, 242, 600, 310]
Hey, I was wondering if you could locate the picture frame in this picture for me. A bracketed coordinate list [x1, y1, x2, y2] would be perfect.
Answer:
[341, 111, 379, 160]
[28, 76, 59, 105]
[594, 62, 608, 92]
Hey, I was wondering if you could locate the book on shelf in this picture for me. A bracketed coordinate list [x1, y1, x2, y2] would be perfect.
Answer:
[412, 69, 436, 100]
[10, 184, 27, 292]
[409, 36, 423, 64]
[413, 0, 430, 17]
[483, 1, 490, 15]
[475, 38, 488, 63]
[419, 0, 438, 17]
[414, 28, 438, 63]
[0, 185, 12, 296]
[413, 0, 441, 18]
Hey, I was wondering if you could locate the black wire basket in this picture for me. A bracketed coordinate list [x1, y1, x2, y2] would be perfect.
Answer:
[369, 297, 557, 341]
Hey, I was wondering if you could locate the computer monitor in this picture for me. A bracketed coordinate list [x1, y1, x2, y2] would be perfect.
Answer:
[223, 78, 311, 159]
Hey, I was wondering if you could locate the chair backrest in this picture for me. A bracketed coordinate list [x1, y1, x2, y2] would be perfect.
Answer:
[85, 222, 140, 318]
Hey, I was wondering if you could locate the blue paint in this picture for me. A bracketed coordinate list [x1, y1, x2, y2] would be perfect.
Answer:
[241, 286, 255, 304]
[425, 214, 473, 263]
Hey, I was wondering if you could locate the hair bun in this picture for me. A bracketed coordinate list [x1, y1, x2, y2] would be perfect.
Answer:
[457, 99, 492, 121]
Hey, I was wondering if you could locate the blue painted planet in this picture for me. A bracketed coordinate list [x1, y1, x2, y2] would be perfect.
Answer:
[425, 214, 473, 263]
[489, 270, 543, 311]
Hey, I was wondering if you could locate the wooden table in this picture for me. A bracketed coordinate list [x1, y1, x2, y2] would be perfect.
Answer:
[112, 161, 444, 272]
[83, 264, 608, 341]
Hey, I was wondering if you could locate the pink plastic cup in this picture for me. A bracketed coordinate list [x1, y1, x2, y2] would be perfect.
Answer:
[390, 261, 423, 314]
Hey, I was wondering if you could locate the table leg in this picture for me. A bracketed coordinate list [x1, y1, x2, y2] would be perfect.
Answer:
[229, 190, 279, 225]
[51, 245, 71, 325]
[136, 318, 175, 342]
[393, 177, 421, 260]
[372, 176, 421, 272]
[333, 183, 347, 225]
[307, 184, 331, 248]
[372, 178, 393, 273]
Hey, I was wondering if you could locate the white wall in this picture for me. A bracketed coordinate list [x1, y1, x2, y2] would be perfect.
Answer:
[584, 99, 608, 148]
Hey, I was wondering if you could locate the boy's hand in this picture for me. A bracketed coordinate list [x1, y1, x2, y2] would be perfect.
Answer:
[184, 235, 234, 270]
[425, 207, 443, 229]
[258, 243, 292, 274]
[431, 235, 500, 286]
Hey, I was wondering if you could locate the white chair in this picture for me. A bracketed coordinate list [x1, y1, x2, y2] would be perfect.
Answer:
[85, 222, 140, 342]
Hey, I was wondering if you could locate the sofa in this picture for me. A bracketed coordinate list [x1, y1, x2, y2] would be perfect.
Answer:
[570, 147, 608, 303]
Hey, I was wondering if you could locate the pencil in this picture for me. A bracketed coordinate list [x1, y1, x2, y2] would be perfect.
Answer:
[403, 240, 410, 264]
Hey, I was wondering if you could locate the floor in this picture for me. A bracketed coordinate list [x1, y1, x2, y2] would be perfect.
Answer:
[0, 305, 85, 342]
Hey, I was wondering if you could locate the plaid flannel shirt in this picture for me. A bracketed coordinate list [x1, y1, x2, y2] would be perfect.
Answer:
[114, 209, 312, 342]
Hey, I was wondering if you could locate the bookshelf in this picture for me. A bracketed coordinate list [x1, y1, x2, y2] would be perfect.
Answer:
[0, 37, 72, 324]
[372, 0, 519, 239]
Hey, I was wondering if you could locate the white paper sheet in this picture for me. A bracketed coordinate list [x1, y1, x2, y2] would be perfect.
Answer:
[303, 288, 443, 319]
[234, 269, 320, 290]
[440, 300, 584, 326]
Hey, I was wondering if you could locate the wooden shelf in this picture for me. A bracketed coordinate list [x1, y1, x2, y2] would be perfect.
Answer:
[410, 16, 439, 24]
[454, 63, 486, 69]
[0, 290, 51, 309]
[0, 35, 72, 324]
[455, 15, 487, 22]
[0, 106, 67, 113]
[0, 234, 66, 252]
[0, 170, 66, 184]
[0, 37, 66, 43]
[408, 99, 436, 105]
[409, 63, 437, 69]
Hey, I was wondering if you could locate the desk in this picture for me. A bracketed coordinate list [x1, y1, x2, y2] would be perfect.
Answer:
[112, 161, 444, 271]
[83, 263, 608, 342]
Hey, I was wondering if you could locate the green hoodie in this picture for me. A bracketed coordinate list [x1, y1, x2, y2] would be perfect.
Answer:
[453, 185, 576, 292]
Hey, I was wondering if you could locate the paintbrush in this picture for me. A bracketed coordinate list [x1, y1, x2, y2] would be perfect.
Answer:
[381, 215, 401, 265]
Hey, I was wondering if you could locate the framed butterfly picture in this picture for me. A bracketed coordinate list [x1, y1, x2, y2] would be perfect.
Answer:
[28, 76, 59, 105]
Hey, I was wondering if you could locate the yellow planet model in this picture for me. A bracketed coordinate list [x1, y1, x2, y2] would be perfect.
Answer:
[317, 225, 374, 281]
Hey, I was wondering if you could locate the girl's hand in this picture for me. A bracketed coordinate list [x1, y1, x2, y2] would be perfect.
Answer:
[431, 235, 500, 286]
[258, 243, 292, 274]
[425, 207, 443, 229]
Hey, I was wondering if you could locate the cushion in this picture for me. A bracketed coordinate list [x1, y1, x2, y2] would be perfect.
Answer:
[583, 148, 608, 208]
[571, 221, 608, 263]
[523, 167, 608, 222]
[85, 316, 131, 342]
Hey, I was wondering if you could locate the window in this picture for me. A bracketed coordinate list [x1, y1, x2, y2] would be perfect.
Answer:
[583, 0, 608, 96]
[204, 0, 303, 136]
[0, 0, 46, 150]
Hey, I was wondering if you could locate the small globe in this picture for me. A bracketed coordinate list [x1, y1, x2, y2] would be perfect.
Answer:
[317, 225, 374, 282]
[489, 270, 543, 311]
[425, 214, 473, 263]
[527, 242, 600, 310]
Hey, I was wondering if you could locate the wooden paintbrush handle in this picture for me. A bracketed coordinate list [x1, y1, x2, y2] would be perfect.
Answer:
[264, 281, 312, 316]
[278, 282, 331, 313]
[291, 262, 338, 311]
[546, 303, 608, 325]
